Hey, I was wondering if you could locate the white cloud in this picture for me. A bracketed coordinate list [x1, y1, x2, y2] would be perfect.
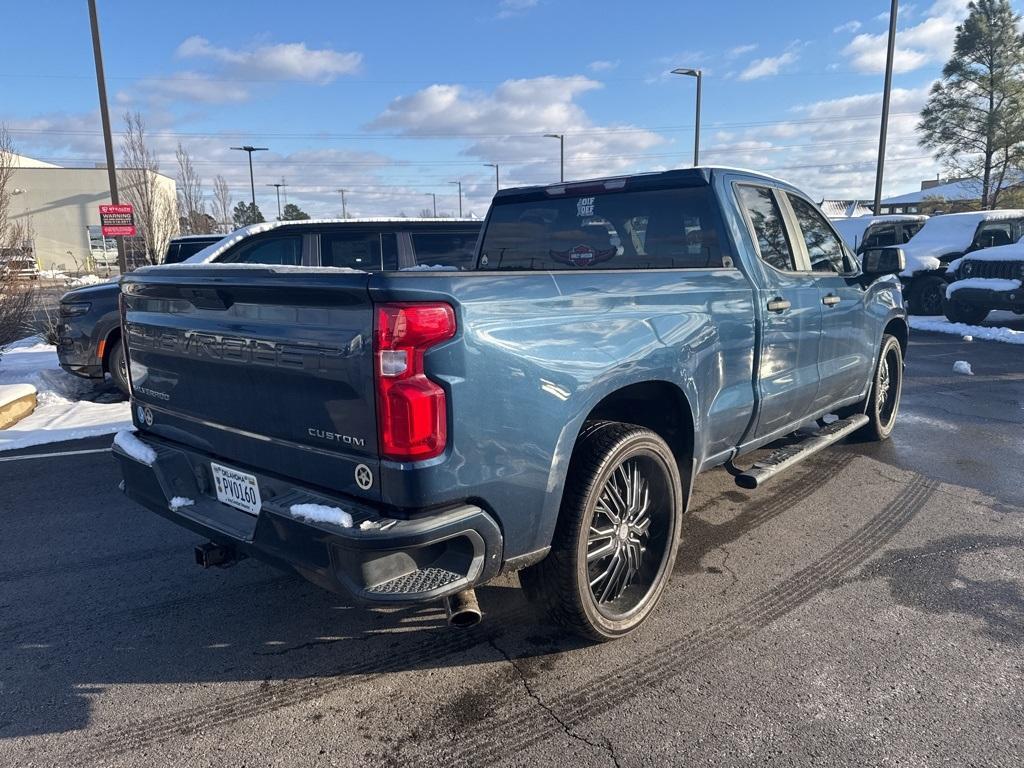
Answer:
[727, 44, 758, 58]
[588, 59, 620, 72]
[176, 36, 362, 83]
[497, 0, 538, 18]
[135, 72, 250, 105]
[842, 0, 968, 74]
[833, 20, 862, 34]
[738, 51, 798, 81]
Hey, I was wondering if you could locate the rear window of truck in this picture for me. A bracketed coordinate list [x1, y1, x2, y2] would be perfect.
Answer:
[478, 187, 727, 270]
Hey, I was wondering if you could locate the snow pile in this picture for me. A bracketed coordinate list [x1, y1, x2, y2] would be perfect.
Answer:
[909, 316, 1024, 345]
[953, 360, 974, 376]
[899, 211, 1024, 276]
[947, 278, 1022, 298]
[113, 430, 156, 465]
[950, 239, 1024, 266]
[0, 382, 36, 407]
[67, 274, 112, 288]
[400, 264, 460, 272]
[963, 335, 974, 342]
[169, 496, 194, 511]
[288, 503, 353, 528]
[0, 338, 131, 451]
[359, 520, 380, 531]
[38, 269, 68, 280]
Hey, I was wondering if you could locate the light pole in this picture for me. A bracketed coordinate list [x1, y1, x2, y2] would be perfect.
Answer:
[87, 0, 127, 274]
[425, 193, 437, 217]
[544, 134, 565, 182]
[230, 145, 268, 208]
[484, 163, 500, 194]
[266, 182, 285, 219]
[671, 67, 702, 166]
[874, 0, 899, 215]
[336, 189, 348, 219]
[449, 181, 463, 217]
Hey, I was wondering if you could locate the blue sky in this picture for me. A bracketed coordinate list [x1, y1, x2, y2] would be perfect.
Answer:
[3, 0, 992, 218]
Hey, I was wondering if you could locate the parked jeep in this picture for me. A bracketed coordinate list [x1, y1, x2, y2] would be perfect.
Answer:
[943, 237, 1024, 324]
[830, 214, 927, 254]
[114, 168, 907, 640]
[58, 220, 481, 395]
[878, 210, 1024, 315]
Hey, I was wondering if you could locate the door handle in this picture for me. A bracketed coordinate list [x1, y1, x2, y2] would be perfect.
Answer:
[766, 297, 791, 313]
[822, 294, 841, 307]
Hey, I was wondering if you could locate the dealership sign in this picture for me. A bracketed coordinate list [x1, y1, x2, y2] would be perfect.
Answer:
[99, 204, 136, 237]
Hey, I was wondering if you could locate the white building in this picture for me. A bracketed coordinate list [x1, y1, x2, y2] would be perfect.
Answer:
[7, 153, 176, 271]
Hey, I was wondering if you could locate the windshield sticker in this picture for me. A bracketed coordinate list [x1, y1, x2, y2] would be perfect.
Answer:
[549, 244, 616, 268]
[576, 197, 595, 217]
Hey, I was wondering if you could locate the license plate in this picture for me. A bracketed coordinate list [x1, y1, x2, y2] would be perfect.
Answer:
[210, 462, 262, 516]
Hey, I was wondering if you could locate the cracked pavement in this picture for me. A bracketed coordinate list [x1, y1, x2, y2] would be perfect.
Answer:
[0, 329, 1022, 767]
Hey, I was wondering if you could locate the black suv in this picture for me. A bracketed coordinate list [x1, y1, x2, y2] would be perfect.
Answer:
[57, 221, 481, 394]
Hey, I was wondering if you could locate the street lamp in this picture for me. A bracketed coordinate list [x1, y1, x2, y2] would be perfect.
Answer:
[266, 182, 285, 219]
[484, 163, 500, 194]
[425, 192, 437, 217]
[230, 145, 268, 207]
[671, 68, 702, 166]
[449, 181, 463, 217]
[544, 134, 565, 182]
[336, 189, 349, 219]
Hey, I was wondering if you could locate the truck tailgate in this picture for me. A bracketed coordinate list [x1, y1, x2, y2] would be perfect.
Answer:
[121, 266, 380, 499]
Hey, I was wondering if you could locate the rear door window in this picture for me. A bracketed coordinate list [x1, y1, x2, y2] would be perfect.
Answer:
[736, 185, 796, 272]
[223, 235, 303, 265]
[410, 231, 478, 269]
[321, 232, 387, 270]
[787, 195, 849, 273]
[478, 187, 726, 270]
[863, 224, 897, 249]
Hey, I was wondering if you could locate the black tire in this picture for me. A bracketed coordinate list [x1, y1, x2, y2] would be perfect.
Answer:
[107, 338, 130, 397]
[519, 422, 683, 642]
[943, 295, 990, 325]
[856, 334, 903, 442]
[907, 275, 947, 316]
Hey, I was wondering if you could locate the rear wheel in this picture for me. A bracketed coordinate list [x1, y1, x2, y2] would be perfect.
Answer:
[856, 334, 903, 442]
[908, 275, 947, 316]
[107, 338, 130, 397]
[943, 296, 990, 325]
[520, 422, 683, 641]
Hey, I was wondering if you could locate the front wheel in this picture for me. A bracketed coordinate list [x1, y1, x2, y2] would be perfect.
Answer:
[107, 338, 130, 397]
[908, 275, 947, 316]
[856, 334, 903, 442]
[520, 422, 683, 641]
[943, 295, 990, 325]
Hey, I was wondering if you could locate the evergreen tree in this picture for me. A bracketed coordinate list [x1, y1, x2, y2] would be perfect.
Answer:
[232, 201, 265, 228]
[919, 0, 1024, 209]
[281, 203, 310, 220]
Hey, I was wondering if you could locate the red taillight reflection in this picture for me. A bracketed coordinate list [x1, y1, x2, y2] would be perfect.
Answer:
[374, 303, 455, 461]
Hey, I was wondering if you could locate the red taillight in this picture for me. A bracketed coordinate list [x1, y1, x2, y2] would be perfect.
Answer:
[374, 302, 456, 461]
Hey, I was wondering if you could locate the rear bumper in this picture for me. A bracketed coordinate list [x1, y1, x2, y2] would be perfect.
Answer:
[113, 433, 503, 603]
[947, 286, 1024, 312]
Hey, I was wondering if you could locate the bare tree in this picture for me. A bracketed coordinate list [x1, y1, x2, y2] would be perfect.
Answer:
[119, 112, 178, 265]
[175, 143, 210, 234]
[212, 174, 233, 233]
[0, 126, 35, 356]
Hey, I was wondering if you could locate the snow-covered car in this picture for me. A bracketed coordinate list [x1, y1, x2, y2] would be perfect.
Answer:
[866, 210, 1024, 315]
[830, 214, 927, 254]
[943, 237, 1024, 324]
[0, 248, 40, 281]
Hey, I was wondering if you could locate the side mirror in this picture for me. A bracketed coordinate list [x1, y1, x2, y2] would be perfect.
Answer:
[862, 247, 905, 276]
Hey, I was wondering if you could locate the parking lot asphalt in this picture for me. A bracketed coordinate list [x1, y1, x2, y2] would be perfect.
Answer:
[0, 330, 1021, 767]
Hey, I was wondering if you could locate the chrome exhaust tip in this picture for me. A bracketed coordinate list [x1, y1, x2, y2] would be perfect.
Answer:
[444, 587, 482, 628]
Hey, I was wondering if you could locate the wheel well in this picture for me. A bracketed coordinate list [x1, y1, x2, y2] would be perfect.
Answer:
[583, 381, 695, 483]
[884, 317, 908, 357]
[101, 327, 121, 373]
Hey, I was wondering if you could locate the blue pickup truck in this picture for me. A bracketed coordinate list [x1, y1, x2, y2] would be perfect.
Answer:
[114, 168, 908, 641]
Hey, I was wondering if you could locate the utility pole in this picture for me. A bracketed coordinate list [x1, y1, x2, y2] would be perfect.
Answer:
[873, 0, 899, 215]
[449, 180, 463, 217]
[336, 189, 348, 219]
[266, 182, 285, 219]
[425, 192, 437, 217]
[88, 0, 127, 274]
[544, 134, 565, 182]
[484, 163, 500, 194]
[671, 67, 703, 166]
[230, 145, 268, 208]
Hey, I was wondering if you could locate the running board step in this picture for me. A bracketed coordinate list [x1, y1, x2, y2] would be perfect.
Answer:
[733, 414, 868, 490]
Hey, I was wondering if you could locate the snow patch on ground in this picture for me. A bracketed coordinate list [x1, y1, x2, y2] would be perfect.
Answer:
[909, 316, 1024, 345]
[962, 335, 974, 342]
[0, 338, 130, 452]
[66, 274, 113, 288]
[946, 277, 1022, 299]
[953, 360, 974, 376]
[0, 383, 36, 407]
[169, 496, 194, 511]
[113, 430, 156, 465]
[289, 503, 353, 528]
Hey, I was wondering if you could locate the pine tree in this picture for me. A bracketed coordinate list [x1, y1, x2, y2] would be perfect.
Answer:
[281, 203, 310, 220]
[232, 201, 265, 228]
[919, 0, 1024, 209]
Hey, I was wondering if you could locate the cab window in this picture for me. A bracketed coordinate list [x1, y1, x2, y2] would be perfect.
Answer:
[223, 235, 303, 265]
[863, 224, 897, 249]
[787, 194, 849, 274]
[321, 232, 398, 270]
[972, 221, 1015, 249]
[736, 185, 796, 272]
